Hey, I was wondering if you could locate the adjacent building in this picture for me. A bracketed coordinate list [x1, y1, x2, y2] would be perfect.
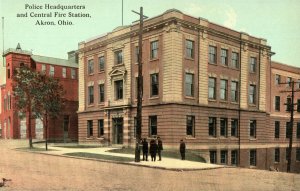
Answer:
[0, 44, 79, 142]
[76, 9, 299, 172]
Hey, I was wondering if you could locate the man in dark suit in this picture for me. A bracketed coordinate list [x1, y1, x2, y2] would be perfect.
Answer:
[180, 139, 186, 160]
[142, 138, 148, 161]
[157, 137, 163, 161]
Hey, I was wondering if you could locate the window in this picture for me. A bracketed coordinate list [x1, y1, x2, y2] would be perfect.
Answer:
[297, 99, 300, 112]
[298, 79, 300, 88]
[88, 59, 94, 74]
[275, 121, 280, 138]
[220, 150, 228, 164]
[150, 73, 159, 97]
[115, 80, 123, 100]
[296, 148, 300, 161]
[88, 86, 94, 104]
[249, 85, 256, 104]
[231, 119, 238, 137]
[221, 49, 228, 65]
[286, 147, 289, 161]
[275, 148, 280, 162]
[209, 117, 217, 137]
[220, 118, 228, 137]
[208, 77, 216, 99]
[220, 79, 228, 100]
[150, 41, 158, 59]
[232, 52, 239, 68]
[7, 68, 10, 79]
[133, 117, 137, 138]
[250, 120, 256, 138]
[41, 64, 46, 73]
[49, 66, 55, 77]
[186, 116, 195, 137]
[275, 74, 281, 85]
[287, 77, 292, 87]
[62, 67, 66, 78]
[275, 96, 280, 111]
[210, 151, 217, 164]
[286, 97, 292, 111]
[286, 122, 291, 138]
[115, 50, 123, 65]
[99, 56, 105, 72]
[297, 122, 300, 139]
[98, 119, 104, 137]
[209, 46, 217, 64]
[231, 150, 238, 165]
[186, 40, 194, 59]
[99, 84, 104, 103]
[135, 46, 139, 63]
[185, 73, 194, 97]
[231, 81, 238, 102]
[87, 120, 93, 137]
[71, 68, 76, 79]
[250, 150, 256, 166]
[249, 57, 256, 72]
[149, 116, 157, 136]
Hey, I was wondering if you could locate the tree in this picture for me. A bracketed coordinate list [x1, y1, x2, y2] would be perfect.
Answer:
[13, 66, 40, 148]
[35, 74, 64, 150]
[13, 66, 64, 150]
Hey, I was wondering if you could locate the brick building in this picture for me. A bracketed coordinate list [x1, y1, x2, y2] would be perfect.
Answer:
[0, 45, 79, 142]
[77, 9, 300, 172]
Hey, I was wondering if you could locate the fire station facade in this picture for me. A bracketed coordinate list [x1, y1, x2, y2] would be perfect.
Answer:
[0, 46, 79, 142]
[77, 9, 300, 172]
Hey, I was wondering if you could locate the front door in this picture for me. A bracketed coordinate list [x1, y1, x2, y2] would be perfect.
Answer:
[113, 118, 123, 144]
[63, 116, 69, 142]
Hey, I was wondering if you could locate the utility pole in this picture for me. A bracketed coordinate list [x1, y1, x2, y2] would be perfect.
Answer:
[132, 7, 147, 162]
[281, 80, 300, 172]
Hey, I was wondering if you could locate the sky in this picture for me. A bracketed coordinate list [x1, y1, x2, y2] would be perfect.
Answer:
[0, 0, 300, 84]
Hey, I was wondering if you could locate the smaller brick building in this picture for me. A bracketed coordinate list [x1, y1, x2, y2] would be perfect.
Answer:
[0, 44, 79, 142]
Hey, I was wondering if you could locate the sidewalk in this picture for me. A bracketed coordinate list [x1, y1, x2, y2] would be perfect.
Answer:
[29, 144, 227, 171]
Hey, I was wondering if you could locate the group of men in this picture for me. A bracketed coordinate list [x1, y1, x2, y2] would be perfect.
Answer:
[141, 137, 186, 161]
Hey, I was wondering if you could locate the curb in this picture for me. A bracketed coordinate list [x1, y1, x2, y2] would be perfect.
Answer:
[14, 148, 228, 172]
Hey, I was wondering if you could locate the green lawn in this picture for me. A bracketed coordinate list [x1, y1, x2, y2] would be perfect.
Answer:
[107, 147, 206, 162]
[16, 147, 57, 152]
[64, 152, 133, 162]
[54, 145, 102, 149]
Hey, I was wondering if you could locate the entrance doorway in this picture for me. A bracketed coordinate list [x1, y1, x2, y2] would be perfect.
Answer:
[63, 116, 69, 142]
[113, 118, 123, 144]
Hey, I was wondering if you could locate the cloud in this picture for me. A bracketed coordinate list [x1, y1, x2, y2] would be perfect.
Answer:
[183, 3, 204, 17]
[223, 7, 237, 29]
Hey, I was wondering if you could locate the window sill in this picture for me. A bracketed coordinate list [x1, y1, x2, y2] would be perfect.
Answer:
[208, 136, 217, 139]
[249, 71, 256, 74]
[86, 137, 94, 140]
[88, 73, 94, 76]
[87, 104, 94, 107]
[97, 137, 105, 140]
[185, 136, 196, 140]
[185, 96, 195, 100]
[150, 58, 159, 62]
[98, 103, 105, 106]
[249, 166, 257, 169]
[249, 138, 257, 141]
[220, 64, 229, 68]
[230, 137, 239, 140]
[149, 96, 159, 100]
[185, 57, 194, 61]
[219, 136, 228, 139]
[249, 104, 257, 107]
[98, 71, 105, 74]
[230, 67, 240, 71]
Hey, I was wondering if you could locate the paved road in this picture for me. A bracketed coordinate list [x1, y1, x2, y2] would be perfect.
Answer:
[0, 140, 299, 191]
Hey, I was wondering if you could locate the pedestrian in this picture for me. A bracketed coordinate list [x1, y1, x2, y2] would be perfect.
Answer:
[149, 139, 158, 162]
[157, 136, 163, 161]
[180, 139, 186, 160]
[142, 138, 148, 161]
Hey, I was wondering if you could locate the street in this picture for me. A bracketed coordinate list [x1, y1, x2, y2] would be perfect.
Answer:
[0, 140, 299, 191]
